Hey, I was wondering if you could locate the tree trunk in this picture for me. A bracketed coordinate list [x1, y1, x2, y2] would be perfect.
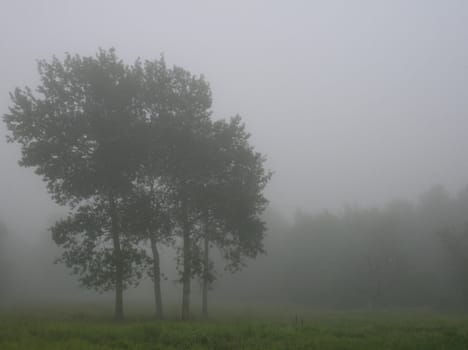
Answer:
[110, 195, 124, 321]
[150, 236, 164, 319]
[181, 214, 192, 320]
[202, 235, 209, 318]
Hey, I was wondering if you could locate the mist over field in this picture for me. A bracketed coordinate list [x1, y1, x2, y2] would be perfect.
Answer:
[1, 0, 468, 314]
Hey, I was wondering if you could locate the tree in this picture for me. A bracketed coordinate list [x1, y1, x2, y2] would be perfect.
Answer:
[438, 223, 468, 306]
[196, 116, 271, 317]
[122, 183, 173, 319]
[137, 69, 271, 319]
[131, 57, 214, 320]
[343, 208, 404, 308]
[164, 111, 213, 321]
[51, 201, 148, 295]
[3, 49, 145, 320]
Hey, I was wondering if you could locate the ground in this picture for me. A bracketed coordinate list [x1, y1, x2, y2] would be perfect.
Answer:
[1, 306, 467, 349]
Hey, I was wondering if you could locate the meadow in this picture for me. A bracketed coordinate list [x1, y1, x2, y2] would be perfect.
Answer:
[1, 306, 468, 349]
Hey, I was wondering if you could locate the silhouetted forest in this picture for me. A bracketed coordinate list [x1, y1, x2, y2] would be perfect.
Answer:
[215, 184, 468, 309]
[2, 184, 468, 311]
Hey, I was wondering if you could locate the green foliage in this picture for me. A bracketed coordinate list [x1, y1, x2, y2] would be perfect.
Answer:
[3, 49, 151, 318]
[4, 48, 143, 205]
[206, 116, 271, 270]
[3, 48, 271, 319]
[51, 201, 149, 292]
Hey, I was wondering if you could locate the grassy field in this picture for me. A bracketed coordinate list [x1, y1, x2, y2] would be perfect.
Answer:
[1, 307, 468, 349]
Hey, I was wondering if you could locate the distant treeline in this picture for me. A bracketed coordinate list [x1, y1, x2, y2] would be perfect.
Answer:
[1, 185, 468, 311]
[216, 184, 468, 310]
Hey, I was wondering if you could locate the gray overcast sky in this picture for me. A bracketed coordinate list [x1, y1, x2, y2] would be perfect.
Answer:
[1, 0, 468, 233]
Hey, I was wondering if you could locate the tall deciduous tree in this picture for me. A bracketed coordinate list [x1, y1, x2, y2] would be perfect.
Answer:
[122, 183, 173, 319]
[162, 95, 213, 321]
[132, 57, 213, 320]
[3, 49, 145, 320]
[197, 116, 271, 317]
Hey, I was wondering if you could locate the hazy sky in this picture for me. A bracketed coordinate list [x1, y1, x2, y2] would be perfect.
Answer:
[1, 0, 468, 233]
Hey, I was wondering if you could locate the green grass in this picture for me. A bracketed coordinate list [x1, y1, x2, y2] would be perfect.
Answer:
[1, 308, 468, 349]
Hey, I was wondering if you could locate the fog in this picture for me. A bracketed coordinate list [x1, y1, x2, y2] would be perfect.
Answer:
[1, 1, 468, 311]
